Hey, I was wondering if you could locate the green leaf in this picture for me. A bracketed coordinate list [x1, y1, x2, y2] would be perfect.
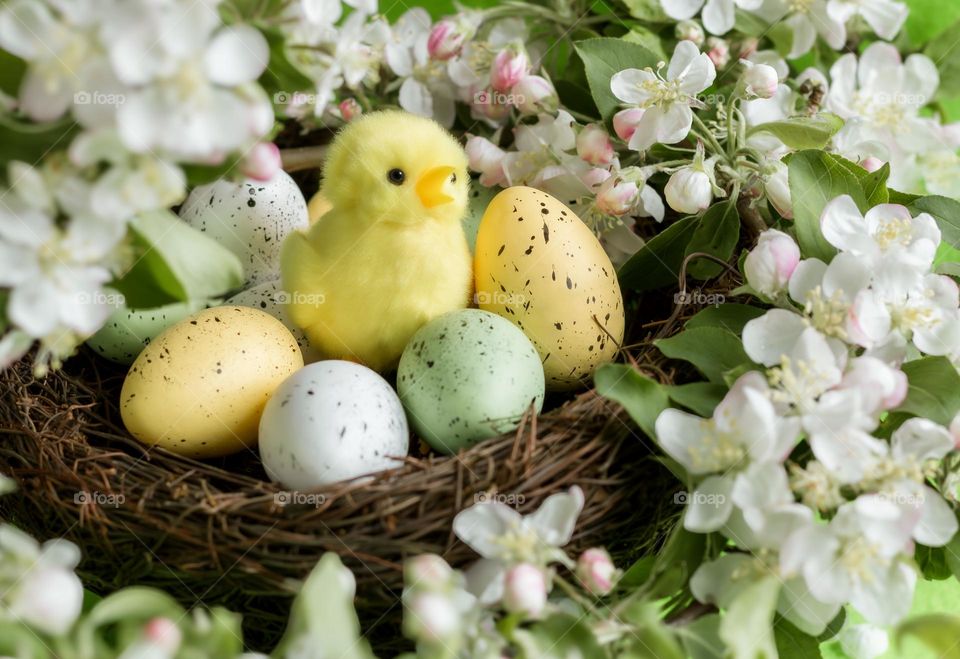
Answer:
[574, 38, 659, 121]
[720, 575, 780, 659]
[619, 216, 699, 290]
[0, 115, 77, 177]
[623, 25, 667, 61]
[656, 327, 754, 384]
[747, 113, 844, 150]
[665, 382, 728, 416]
[774, 618, 821, 659]
[889, 188, 922, 205]
[681, 613, 725, 659]
[734, 9, 770, 36]
[258, 26, 315, 98]
[620, 0, 670, 22]
[944, 532, 960, 580]
[112, 210, 244, 309]
[85, 588, 184, 626]
[619, 555, 656, 588]
[0, 51, 25, 96]
[273, 553, 373, 659]
[514, 612, 606, 659]
[685, 303, 764, 336]
[859, 163, 890, 206]
[620, 602, 686, 659]
[908, 195, 960, 247]
[896, 356, 960, 426]
[787, 150, 867, 262]
[906, 0, 960, 45]
[915, 544, 953, 580]
[684, 200, 741, 279]
[648, 523, 707, 599]
[594, 363, 669, 438]
[896, 613, 960, 659]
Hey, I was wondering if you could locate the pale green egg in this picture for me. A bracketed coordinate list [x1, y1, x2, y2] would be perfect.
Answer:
[397, 309, 545, 454]
[462, 184, 499, 254]
[86, 298, 219, 364]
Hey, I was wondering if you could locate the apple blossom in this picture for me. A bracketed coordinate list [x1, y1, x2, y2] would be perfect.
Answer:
[827, 0, 907, 40]
[705, 37, 730, 69]
[595, 175, 640, 217]
[660, 0, 763, 36]
[576, 123, 615, 166]
[750, 0, 845, 59]
[665, 166, 712, 214]
[862, 156, 885, 173]
[428, 19, 468, 60]
[612, 108, 645, 142]
[490, 46, 528, 93]
[838, 624, 889, 659]
[404, 591, 463, 642]
[240, 142, 282, 182]
[610, 40, 716, 151]
[741, 61, 779, 99]
[502, 564, 547, 616]
[465, 135, 507, 187]
[763, 160, 793, 218]
[675, 20, 705, 46]
[511, 74, 557, 115]
[576, 548, 617, 595]
[743, 229, 800, 298]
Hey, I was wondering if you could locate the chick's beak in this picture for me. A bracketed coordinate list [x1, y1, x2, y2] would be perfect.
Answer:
[415, 165, 456, 208]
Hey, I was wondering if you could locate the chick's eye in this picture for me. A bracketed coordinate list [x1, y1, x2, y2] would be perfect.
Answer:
[387, 168, 405, 185]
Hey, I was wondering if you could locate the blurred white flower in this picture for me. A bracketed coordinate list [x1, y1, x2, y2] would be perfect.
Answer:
[0, 525, 83, 636]
[502, 563, 547, 617]
[744, 229, 800, 298]
[827, 0, 907, 40]
[576, 548, 617, 595]
[751, 0, 845, 59]
[610, 41, 716, 151]
[741, 61, 779, 99]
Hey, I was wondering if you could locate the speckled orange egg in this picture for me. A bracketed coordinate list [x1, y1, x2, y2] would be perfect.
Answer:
[474, 186, 624, 390]
[119, 306, 304, 458]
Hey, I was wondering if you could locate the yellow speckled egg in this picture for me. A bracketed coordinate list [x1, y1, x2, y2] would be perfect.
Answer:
[120, 306, 304, 458]
[474, 186, 624, 390]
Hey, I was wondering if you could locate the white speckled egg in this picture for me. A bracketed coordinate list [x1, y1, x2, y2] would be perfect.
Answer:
[397, 309, 544, 454]
[86, 297, 219, 364]
[225, 280, 320, 363]
[259, 361, 409, 490]
[120, 306, 304, 458]
[178, 171, 308, 287]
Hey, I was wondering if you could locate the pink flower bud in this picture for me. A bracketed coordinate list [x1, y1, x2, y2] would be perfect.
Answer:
[739, 37, 759, 59]
[490, 47, 529, 92]
[472, 89, 511, 123]
[742, 63, 779, 99]
[511, 75, 557, 115]
[665, 167, 712, 214]
[427, 20, 466, 60]
[675, 20, 705, 47]
[404, 592, 461, 643]
[595, 176, 639, 217]
[743, 229, 800, 298]
[576, 548, 617, 595]
[581, 167, 611, 190]
[404, 554, 453, 587]
[706, 37, 730, 69]
[338, 98, 362, 122]
[577, 123, 615, 166]
[861, 156, 885, 173]
[143, 618, 182, 654]
[502, 563, 546, 617]
[612, 108, 645, 142]
[240, 142, 281, 182]
[465, 135, 507, 186]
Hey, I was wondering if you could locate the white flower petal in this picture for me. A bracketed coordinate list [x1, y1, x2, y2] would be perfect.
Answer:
[891, 418, 954, 462]
[821, 194, 871, 254]
[655, 408, 711, 473]
[398, 77, 434, 118]
[683, 475, 734, 532]
[742, 309, 807, 366]
[850, 561, 916, 626]
[204, 25, 269, 86]
[690, 554, 757, 608]
[860, 0, 908, 39]
[661, 0, 706, 21]
[453, 502, 523, 558]
[702, 0, 735, 35]
[526, 486, 584, 546]
[610, 68, 656, 105]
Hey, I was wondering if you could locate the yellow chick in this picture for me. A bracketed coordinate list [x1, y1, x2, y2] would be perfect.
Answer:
[281, 110, 472, 372]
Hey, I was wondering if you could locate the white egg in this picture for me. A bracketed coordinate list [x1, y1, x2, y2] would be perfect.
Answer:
[225, 280, 320, 363]
[259, 361, 409, 490]
[178, 170, 308, 287]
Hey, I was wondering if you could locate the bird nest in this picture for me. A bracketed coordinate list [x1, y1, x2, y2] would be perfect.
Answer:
[0, 332, 688, 650]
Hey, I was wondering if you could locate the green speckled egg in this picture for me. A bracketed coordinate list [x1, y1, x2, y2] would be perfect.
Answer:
[463, 184, 499, 253]
[397, 309, 544, 454]
[86, 297, 219, 364]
